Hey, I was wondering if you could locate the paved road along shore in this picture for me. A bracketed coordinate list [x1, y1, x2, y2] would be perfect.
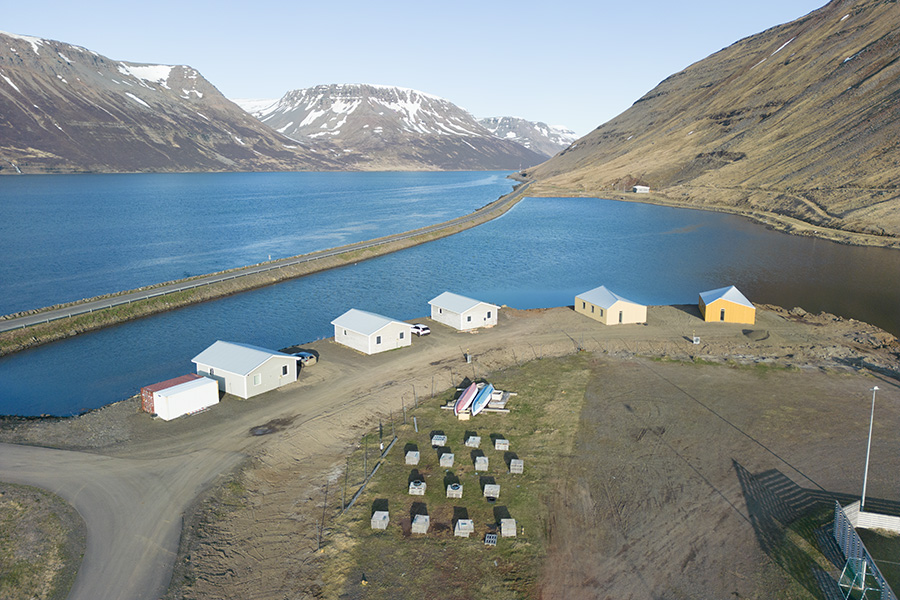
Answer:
[0, 181, 530, 334]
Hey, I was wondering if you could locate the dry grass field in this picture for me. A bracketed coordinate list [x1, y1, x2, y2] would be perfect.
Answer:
[319, 354, 900, 599]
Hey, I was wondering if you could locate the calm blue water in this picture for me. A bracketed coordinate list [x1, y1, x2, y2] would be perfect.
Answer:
[2, 175, 900, 416]
[0, 172, 516, 314]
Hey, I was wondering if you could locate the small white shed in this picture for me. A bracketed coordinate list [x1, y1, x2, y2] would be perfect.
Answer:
[428, 291, 500, 331]
[140, 374, 219, 421]
[331, 309, 412, 355]
[575, 285, 647, 325]
[192, 341, 298, 399]
[633, 185, 650, 193]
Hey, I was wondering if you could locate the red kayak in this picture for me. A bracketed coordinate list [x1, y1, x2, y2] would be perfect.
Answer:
[454, 382, 479, 416]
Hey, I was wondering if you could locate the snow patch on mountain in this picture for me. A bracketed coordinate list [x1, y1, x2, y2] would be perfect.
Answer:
[118, 64, 173, 88]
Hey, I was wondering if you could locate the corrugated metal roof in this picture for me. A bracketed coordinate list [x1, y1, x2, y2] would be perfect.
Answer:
[191, 341, 293, 376]
[576, 285, 642, 309]
[428, 291, 499, 314]
[699, 285, 753, 308]
[331, 309, 410, 336]
[142, 373, 201, 394]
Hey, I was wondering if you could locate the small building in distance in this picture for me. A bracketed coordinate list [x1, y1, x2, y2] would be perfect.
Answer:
[192, 341, 298, 399]
[699, 285, 756, 324]
[633, 185, 650, 193]
[575, 285, 647, 325]
[331, 309, 412, 355]
[428, 291, 500, 331]
[140, 374, 219, 420]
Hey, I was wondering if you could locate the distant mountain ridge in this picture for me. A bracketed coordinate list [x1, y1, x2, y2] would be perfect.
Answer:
[0, 31, 339, 173]
[478, 116, 576, 157]
[247, 84, 548, 170]
[523, 0, 900, 242]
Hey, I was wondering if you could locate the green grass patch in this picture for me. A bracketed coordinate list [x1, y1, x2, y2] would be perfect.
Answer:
[321, 354, 592, 599]
[857, 527, 900, 594]
[0, 483, 85, 600]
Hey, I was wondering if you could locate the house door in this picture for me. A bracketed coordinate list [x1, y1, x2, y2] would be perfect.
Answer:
[720, 308, 726, 321]
[618, 311, 623, 324]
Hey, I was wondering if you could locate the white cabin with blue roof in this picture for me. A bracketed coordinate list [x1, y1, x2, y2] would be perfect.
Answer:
[192, 340, 298, 399]
[428, 291, 499, 331]
[331, 309, 412, 355]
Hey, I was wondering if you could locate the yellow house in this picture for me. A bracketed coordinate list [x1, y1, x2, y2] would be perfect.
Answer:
[698, 285, 756, 324]
[575, 285, 647, 325]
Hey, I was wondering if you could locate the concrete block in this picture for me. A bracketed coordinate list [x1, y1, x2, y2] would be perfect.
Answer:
[370, 510, 389, 530]
[412, 514, 430, 534]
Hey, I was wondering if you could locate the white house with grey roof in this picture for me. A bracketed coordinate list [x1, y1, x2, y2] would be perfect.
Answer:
[574, 285, 647, 325]
[428, 291, 499, 331]
[192, 341, 298, 399]
[331, 309, 412, 355]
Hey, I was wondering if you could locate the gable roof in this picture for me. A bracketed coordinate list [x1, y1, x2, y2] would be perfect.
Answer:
[191, 341, 293, 376]
[699, 285, 753, 308]
[428, 291, 499, 314]
[331, 308, 410, 336]
[576, 285, 643, 309]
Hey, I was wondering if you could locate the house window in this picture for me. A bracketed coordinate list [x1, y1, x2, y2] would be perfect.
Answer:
[282, 365, 288, 376]
[399, 331, 404, 340]
[467, 315, 472, 322]
[720, 308, 726, 321]
[209, 367, 215, 376]
[343, 329, 348, 336]
[600, 308, 604, 317]
[376, 335, 382, 344]
[253, 373, 262, 386]
[487, 311, 491, 319]
[439, 308, 443, 314]
[591, 306, 594, 313]
[619, 311, 623, 324]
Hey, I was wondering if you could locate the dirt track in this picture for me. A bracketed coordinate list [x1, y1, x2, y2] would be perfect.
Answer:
[0, 304, 898, 599]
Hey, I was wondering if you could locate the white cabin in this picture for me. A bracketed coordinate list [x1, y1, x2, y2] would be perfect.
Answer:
[428, 291, 499, 331]
[192, 341, 298, 399]
[331, 309, 412, 355]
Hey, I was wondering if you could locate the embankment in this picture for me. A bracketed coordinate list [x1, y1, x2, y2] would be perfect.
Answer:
[0, 183, 529, 357]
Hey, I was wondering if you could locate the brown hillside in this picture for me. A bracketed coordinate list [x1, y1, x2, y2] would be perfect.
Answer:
[524, 0, 900, 243]
[0, 32, 341, 173]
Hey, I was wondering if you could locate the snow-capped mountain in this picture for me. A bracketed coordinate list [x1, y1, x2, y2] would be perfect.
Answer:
[0, 31, 339, 173]
[232, 98, 279, 115]
[252, 84, 547, 170]
[479, 116, 577, 158]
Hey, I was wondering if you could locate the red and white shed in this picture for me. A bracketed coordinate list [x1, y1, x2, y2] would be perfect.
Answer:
[140, 374, 219, 421]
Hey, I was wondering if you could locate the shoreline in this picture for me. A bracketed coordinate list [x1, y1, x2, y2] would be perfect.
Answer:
[0, 181, 530, 357]
[519, 176, 900, 250]
[1, 303, 898, 599]
[4, 176, 899, 359]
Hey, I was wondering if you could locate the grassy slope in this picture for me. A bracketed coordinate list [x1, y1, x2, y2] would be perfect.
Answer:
[525, 0, 900, 243]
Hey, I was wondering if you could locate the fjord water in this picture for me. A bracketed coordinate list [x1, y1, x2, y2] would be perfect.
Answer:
[1, 173, 900, 415]
[0, 171, 516, 314]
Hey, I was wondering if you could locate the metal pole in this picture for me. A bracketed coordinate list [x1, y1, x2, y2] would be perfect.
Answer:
[861, 386, 879, 509]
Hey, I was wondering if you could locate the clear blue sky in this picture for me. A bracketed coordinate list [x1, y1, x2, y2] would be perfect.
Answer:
[5, 0, 827, 136]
